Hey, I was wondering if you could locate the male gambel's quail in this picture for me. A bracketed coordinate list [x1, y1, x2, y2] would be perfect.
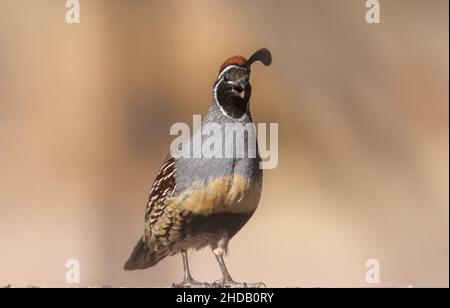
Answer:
[124, 48, 272, 288]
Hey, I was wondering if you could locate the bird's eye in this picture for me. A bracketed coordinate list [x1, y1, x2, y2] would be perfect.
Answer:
[223, 75, 228, 82]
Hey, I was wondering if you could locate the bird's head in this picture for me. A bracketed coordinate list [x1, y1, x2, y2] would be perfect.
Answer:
[214, 48, 272, 119]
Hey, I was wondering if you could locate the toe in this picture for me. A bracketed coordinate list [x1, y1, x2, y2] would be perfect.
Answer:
[246, 282, 266, 288]
[172, 279, 211, 288]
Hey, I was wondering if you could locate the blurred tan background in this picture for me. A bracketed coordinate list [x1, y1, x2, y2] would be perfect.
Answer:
[0, 0, 448, 287]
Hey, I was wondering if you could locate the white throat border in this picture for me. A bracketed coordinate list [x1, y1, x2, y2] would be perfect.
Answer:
[213, 65, 249, 121]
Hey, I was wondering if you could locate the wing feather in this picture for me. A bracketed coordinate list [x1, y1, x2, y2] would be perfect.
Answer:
[144, 155, 177, 224]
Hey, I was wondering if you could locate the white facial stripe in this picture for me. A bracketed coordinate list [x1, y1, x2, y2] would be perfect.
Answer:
[213, 65, 249, 121]
[214, 81, 233, 119]
[217, 65, 241, 80]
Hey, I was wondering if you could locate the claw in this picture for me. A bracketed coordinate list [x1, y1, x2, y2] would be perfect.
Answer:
[212, 279, 266, 288]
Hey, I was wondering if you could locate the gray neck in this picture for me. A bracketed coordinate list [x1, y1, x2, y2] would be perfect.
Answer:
[204, 98, 253, 125]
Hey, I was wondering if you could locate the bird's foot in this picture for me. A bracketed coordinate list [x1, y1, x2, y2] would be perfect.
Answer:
[172, 278, 211, 288]
[212, 279, 266, 288]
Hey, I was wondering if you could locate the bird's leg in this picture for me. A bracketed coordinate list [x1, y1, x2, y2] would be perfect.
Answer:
[172, 250, 209, 288]
[182, 250, 194, 281]
[212, 251, 266, 288]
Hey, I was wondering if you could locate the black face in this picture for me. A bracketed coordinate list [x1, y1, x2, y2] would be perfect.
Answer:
[215, 66, 252, 118]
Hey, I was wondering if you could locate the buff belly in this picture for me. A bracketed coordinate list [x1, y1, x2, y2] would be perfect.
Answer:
[172, 174, 261, 215]
[167, 174, 261, 252]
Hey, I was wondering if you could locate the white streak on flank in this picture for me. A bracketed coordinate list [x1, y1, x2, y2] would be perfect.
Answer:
[172, 184, 177, 194]
[165, 171, 175, 179]
[214, 65, 249, 121]
[162, 161, 175, 172]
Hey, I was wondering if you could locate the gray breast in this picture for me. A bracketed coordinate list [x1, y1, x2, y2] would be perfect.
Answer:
[174, 108, 262, 195]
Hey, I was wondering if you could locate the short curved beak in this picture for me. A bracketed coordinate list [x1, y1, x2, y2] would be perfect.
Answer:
[229, 80, 246, 99]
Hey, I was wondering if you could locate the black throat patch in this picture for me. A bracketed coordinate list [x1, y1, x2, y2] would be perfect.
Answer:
[215, 80, 252, 118]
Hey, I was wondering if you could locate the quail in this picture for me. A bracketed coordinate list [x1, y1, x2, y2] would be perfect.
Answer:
[124, 48, 272, 288]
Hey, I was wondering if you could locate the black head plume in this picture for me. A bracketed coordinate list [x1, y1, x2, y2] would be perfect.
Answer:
[246, 48, 272, 68]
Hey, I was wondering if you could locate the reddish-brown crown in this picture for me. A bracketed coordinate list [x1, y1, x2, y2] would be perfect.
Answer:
[219, 55, 247, 72]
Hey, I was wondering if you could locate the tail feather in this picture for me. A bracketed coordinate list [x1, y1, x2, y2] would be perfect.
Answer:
[124, 237, 163, 270]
